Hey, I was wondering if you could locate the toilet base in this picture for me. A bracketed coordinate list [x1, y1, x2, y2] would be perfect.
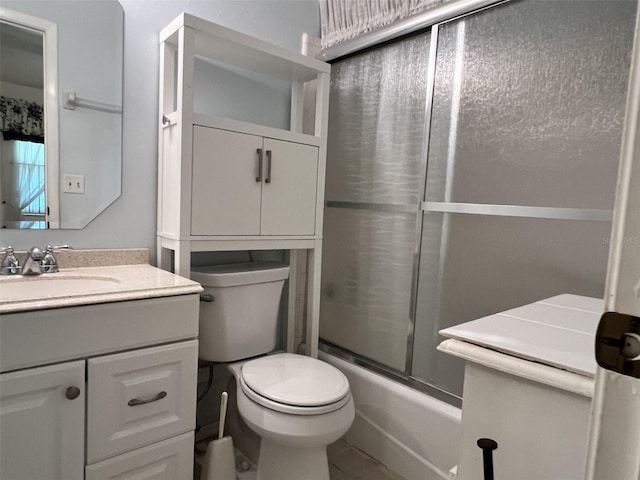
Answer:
[256, 440, 330, 480]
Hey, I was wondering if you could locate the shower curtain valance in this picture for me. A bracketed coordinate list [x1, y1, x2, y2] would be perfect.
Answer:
[319, 0, 446, 48]
[0, 96, 44, 144]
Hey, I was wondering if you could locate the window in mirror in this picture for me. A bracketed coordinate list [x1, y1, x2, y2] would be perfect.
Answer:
[1, 139, 46, 229]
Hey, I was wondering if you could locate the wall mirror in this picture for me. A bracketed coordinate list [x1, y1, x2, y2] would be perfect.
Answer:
[0, 0, 123, 229]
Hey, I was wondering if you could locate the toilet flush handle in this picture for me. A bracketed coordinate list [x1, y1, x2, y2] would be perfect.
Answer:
[200, 293, 215, 303]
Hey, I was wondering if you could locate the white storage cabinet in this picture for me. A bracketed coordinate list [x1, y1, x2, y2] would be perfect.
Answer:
[191, 126, 318, 236]
[157, 14, 330, 356]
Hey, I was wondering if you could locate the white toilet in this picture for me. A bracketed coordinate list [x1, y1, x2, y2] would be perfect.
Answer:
[191, 262, 355, 480]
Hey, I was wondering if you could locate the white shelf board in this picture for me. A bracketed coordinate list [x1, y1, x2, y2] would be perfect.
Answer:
[158, 234, 318, 252]
[192, 113, 323, 146]
[160, 13, 329, 84]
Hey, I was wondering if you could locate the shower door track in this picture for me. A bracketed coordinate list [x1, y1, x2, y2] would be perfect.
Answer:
[319, 341, 463, 407]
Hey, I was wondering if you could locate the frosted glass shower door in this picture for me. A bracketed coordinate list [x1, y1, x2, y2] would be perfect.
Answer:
[320, 33, 432, 371]
[411, 0, 637, 397]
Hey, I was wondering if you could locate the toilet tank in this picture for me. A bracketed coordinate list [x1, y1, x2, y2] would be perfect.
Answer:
[191, 262, 290, 362]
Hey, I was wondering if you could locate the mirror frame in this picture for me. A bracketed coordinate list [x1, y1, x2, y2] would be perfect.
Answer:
[0, 7, 59, 227]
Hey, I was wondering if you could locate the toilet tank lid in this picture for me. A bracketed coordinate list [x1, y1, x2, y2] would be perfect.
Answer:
[191, 262, 290, 287]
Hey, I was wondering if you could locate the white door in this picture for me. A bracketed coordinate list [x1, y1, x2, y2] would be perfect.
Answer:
[191, 126, 263, 235]
[0, 361, 85, 480]
[261, 138, 318, 235]
[585, 7, 640, 477]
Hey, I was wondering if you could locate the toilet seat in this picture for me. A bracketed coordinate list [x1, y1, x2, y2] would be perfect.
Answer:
[240, 353, 351, 415]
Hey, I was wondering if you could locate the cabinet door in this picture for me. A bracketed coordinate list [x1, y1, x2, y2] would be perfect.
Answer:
[192, 126, 263, 235]
[0, 361, 85, 480]
[87, 340, 198, 463]
[85, 432, 193, 480]
[261, 138, 318, 235]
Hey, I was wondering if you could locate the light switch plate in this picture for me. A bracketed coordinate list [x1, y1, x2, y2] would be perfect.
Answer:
[63, 174, 85, 194]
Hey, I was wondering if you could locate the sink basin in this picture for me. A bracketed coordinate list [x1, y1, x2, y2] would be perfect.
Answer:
[0, 275, 121, 303]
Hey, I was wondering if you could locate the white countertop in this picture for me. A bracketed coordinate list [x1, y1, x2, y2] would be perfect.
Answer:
[439, 294, 604, 378]
[0, 264, 203, 314]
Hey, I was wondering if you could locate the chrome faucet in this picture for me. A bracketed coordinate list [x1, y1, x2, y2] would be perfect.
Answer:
[0, 246, 20, 275]
[1, 245, 71, 276]
[41, 245, 71, 273]
[21, 247, 45, 276]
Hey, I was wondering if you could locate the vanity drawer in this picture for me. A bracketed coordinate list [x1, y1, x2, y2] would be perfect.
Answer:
[85, 432, 194, 480]
[86, 340, 198, 463]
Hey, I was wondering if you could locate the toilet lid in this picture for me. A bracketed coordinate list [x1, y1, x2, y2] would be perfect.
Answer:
[241, 353, 350, 407]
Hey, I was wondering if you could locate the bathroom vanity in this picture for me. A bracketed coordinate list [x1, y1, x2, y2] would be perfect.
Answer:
[439, 294, 602, 480]
[0, 252, 202, 480]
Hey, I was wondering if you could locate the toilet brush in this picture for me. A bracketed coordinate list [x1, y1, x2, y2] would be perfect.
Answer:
[202, 391, 236, 480]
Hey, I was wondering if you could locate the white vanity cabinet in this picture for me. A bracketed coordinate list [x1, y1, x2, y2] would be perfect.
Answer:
[0, 264, 202, 480]
[157, 13, 330, 356]
[0, 343, 197, 480]
[191, 126, 318, 236]
[0, 361, 86, 480]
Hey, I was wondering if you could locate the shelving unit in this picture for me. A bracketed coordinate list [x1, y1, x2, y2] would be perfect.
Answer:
[156, 13, 330, 356]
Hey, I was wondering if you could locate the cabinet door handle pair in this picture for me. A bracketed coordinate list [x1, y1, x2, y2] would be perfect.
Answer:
[256, 149, 272, 184]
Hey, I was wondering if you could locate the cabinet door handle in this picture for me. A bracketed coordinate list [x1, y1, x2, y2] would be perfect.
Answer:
[128, 391, 167, 406]
[200, 293, 215, 302]
[65, 386, 81, 400]
[256, 148, 263, 182]
[265, 150, 272, 184]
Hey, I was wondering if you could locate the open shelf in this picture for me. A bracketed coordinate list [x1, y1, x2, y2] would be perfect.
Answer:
[160, 13, 329, 84]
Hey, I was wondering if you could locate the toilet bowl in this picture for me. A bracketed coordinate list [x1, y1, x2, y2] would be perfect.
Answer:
[228, 353, 355, 480]
[191, 263, 355, 480]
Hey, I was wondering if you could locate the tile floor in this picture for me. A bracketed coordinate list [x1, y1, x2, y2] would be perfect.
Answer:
[195, 436, 404, 480]
[328, 439, 404, 480]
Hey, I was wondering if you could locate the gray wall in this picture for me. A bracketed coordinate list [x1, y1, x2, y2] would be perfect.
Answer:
[0, 0, 320, 253]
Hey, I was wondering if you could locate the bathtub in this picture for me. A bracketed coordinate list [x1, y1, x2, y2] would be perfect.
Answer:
[320, 352, 462, 480]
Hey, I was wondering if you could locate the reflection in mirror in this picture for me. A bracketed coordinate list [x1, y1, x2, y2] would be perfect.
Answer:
[0, 1, 123, 229]
[0, 12, 58, 229]
[0, 25, 46, 228]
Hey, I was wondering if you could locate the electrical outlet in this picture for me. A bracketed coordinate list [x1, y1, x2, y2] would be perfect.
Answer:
[63, 174, 85, 194]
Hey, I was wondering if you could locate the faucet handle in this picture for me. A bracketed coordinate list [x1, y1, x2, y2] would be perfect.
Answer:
[46, 245, 72, 252]
[0, 246, 20, 275]
[42, 245, 72, 273]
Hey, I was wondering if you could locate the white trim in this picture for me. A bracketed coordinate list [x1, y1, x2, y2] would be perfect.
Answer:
[0, 8, 59, 228]
[585, 3, 640, 476]
[437, 339, 595, 398]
